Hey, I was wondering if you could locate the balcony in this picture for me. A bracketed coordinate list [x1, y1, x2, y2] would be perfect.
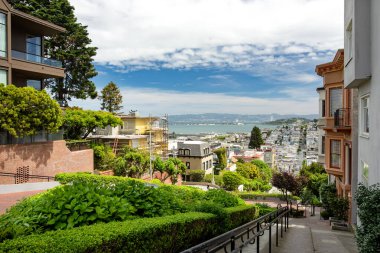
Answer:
[334, 108, 351, 129]
[12, 50, 62, 68]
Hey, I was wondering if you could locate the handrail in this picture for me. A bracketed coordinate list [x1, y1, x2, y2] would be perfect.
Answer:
[334, 108, 351, 128]
[181, 205, 290, 253]
[11, 49, 62, 68]
[0, 172, 55, 184]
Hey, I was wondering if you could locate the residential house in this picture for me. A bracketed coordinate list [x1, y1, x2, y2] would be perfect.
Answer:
[177, 141, 213, 175]
[344, 0, 380, 224]
[0, 0, 93, 183]
[316, 87, 326, 167]
[316, 49, 355, 221]
[91, 112, 168, 155]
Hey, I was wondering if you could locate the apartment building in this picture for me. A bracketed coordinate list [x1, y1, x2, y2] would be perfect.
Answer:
[0, 0, 93, 183]
[91, 112, 168, 155]
[316, 50, 354, 202]
[316, 87, 326, 167]
[177, 141, 213, 175]
[344, 0, 380, 224]
[0, 0, 65, 89]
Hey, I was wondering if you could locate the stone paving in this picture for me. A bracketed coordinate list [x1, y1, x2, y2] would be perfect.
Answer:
[243, 207, 358, 253]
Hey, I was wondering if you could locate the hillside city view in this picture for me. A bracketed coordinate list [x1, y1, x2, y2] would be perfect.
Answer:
[0, 0, 379, 252]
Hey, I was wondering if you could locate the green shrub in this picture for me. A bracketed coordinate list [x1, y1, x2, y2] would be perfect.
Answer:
[188, 169, 205, 182]
[237, 192, 300, 201]
[320, 210, 330, 220]
[222, 171, 245, 191]
[204, 174, 224, 186]
[255, 203, 276, 216]
[355, 183, 380, 253]
[236, 162, 259, 179]
[204, 189, 240, 207]
[0, 207, 258, 253]
[90, 143, 116, 171]
[319, 183, 348, 221]
[55, 172, 146, 185]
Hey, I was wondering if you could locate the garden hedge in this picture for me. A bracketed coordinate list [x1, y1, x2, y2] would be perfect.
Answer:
[237, 192, 300, 201]
[0, 206, 258, 253]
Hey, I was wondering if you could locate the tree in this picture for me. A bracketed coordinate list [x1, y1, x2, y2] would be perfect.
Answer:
[0, 84, 63, 137]
[99, 82, 123, 114]
[222, 172, 245, 191]
[9, 0, 98, 105]
[271, 171, 298, 200]
[249, 126, 264, 149]
[62, 108, 122, 139]
[90, 143, 116, 171]
[300, 162, 328, 197]
[153, 157, 186, 184]
[114, 147, 150, 178]
[214, 147, 227, 170]
[236, 162, 259, 179]
[251, 160, 272, 184]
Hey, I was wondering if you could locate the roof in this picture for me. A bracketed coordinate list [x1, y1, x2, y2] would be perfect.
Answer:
[315, 49, 344, 76]
[1, 0, 66, 35]
[88, 135, 148, 140]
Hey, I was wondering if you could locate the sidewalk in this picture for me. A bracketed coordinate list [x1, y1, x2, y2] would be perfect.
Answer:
[271, 208, 358, 253]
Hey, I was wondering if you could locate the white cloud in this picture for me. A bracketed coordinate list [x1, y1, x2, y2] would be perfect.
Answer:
[70, 86, 318, 115]
[70, 0, 343, 68]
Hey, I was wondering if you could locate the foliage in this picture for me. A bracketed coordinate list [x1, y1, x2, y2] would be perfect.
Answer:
[300, 162, 328, 197]
[248, 126, 264, 149]
[55, 172, 144, 185]
[0, 205, 258, 253]
[9, 0, 98, 104]
[188, 169, 205, 182]
[204, 174, 224, 186]
[0, 85, 63, 137]
[255, 203, 276, 216]
[300, 188, 320, 205]
[63, 108, 122, 139]
[222, 172, 245, 191]
[251, 160, 272, 184]
[114, 147, 150, 178]
[319, 184, 349, 221]
[271, 171, 298, 200]
[355, 183, 380, 253]
[237, 192, 300, 201]
[236, 162, 259, 179]
[214, 147, 227, 170]
[99, 82, 123, 114]
[204, 189, 240, 207]
[153, 157, 187, 184]
[90, 143, 116, 171]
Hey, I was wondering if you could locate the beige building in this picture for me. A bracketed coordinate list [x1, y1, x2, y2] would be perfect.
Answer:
[177, 141, 213, 175]
[91, 112, 168, 155]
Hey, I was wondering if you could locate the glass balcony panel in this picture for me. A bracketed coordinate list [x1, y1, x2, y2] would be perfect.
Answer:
[12, 50, 62, 68]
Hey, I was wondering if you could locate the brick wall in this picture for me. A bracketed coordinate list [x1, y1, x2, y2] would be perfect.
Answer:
[0, 140, 93, 184]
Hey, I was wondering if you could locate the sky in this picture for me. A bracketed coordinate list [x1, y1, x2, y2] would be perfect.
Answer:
[69, 0, 344, 116]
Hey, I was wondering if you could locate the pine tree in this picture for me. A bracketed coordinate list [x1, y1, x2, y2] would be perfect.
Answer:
[9, 0, 98, 105]
[249, 126, 264, 149]
[99, 82, 123, 114]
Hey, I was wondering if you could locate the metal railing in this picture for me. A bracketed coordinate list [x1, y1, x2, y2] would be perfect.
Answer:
[0, 172, 55, 184]
[12, 49, 62, 68]
[181, 205, 290, 253]
[334, 108, 351, 128]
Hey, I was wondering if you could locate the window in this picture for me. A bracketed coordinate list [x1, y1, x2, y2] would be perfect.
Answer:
[0, 69, 7, 85]
[329, 88, 343, 117]
[27, 80, 41, 90]
[186, 162, 190, 169]
[361, 161, 369, 187]
[321, 136, 325, 155]
[184, 149, 190, 156]
[361, 96, 369, 134]
[330, 140, 341, 168]
[0, 13, 6, 58]
[321, 100, 326, 117]
[26, 35, 42, 62]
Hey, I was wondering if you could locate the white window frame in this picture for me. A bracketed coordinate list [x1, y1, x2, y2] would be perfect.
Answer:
[0, 69, 7, 85]
[360, 94, 370, 137]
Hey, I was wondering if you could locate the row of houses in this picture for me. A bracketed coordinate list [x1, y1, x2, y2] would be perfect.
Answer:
[315, 0, 380, 225]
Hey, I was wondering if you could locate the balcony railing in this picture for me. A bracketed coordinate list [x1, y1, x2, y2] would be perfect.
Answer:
[334, 108, 351, 128]
[12, 50, 62, 68]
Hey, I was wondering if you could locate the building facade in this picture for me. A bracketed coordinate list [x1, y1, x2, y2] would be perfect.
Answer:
[0, 0, 65, 89]
[177, 141, 213, 175]
[316, 50, 354, 204]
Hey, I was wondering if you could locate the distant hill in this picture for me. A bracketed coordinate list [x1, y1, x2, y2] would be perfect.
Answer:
[168, 113, 318, 124]
[264, 117, 312, 125]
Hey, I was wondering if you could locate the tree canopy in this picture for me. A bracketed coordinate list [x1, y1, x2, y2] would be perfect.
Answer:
[99, 82, 123, 114]
[153, 157, 186, 184]
[114, 147, 150, 178]
[0, 85, 63, 137]
[251, 160, 272, 184]
[249, 126, 264, 149]
[214, 147, 227, 170]
[271, 171, 298, 200]
[236, 162, 259, 180]
[9, 0, 98, 105]
[62, 108, 122, 139]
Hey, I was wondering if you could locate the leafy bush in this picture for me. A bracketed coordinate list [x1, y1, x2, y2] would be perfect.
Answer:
[204, 189, 240, 207]
[222, 171, 245, 191]
[0, 207, 258, 253]
[319, 183, 348, 220]
[55, 172, 145, 185]
[236, 162, 259, 179]
[189, 169, 205, 182]
[255, 203, 276, 216]
[251, 160, 272, 184]
[237, 192, 300, 201]
[90, 143, 116, 171]
[204, 174, 224, 186]
[355, 183, 380, 253]
[320, 210, 330, 220]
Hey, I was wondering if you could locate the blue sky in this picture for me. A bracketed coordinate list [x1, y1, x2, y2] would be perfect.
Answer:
[70, 0, 344, 115]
